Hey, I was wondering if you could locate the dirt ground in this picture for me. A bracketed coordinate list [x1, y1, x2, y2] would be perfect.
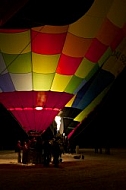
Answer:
[0, 148, 126, 190]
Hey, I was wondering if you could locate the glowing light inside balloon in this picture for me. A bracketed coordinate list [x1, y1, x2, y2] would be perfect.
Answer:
[35, 106, 43, 110]
[36, 92, 47, 107]
[55, 116, 61, 131]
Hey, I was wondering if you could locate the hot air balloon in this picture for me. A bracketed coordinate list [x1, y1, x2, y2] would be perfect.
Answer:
[0, 0, 126, 139]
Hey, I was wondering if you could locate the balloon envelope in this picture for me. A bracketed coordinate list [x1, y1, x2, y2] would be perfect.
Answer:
[0, 0, 126, 137]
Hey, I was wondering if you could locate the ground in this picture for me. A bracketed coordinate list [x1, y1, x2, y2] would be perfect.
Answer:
[0, 148, 126, 190]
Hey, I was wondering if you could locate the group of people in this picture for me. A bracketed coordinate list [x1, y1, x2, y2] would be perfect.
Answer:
[16, 136, 64, 167]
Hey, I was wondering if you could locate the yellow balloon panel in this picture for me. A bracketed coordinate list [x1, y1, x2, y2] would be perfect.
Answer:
[33, 73, 54, 91]
[32, 53, 60, 73]
[4, 53, 31, 73]
[51, 73, 72, 92]
[69, 0, 114, 38]
[75, 58, 95, 78]
[107, 0, 126, 27]
[69, 13, 103, 38]
[0, 30, 31, 54]
[90, 0, 113, 17]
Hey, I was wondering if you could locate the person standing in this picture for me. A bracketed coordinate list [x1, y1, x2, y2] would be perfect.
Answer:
[22, 141, 29, 164]
[16, 140, 22, 163]
[43, 140, 51, 167]
[35, 137, 42, 164]
[52, 139, 60, 167]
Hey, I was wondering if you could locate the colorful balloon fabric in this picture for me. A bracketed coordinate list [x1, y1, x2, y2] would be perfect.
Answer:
[0, 0, 126, 137]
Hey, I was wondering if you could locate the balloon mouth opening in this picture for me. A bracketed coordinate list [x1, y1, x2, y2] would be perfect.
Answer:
[28, 130, 44, 137]
[8, 107, 61, 111]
